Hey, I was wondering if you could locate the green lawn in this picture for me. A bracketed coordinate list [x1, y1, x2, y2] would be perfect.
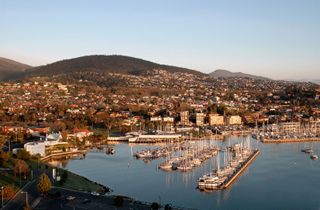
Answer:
[1, 158, 102, 194]
[0, 173, 28, 192]
[25, 159, 53, 172]
[54, 170, 102, 192]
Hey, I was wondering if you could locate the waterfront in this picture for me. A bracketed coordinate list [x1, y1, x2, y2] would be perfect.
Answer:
[50, 136, 320, 210]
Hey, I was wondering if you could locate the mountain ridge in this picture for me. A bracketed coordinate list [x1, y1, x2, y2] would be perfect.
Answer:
[209, 69, 271, 80]
[0, 57, 32, 81]
[22, 55, 206, 78]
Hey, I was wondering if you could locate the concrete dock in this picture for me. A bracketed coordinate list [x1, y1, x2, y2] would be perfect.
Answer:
[222, 149, 260, 189]
[262, 138, 320, 143]
[198, 149, 260, 191]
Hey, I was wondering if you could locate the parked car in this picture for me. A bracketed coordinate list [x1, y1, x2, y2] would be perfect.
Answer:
[91, 191, 99, 196]
[67, 196, 75, 200]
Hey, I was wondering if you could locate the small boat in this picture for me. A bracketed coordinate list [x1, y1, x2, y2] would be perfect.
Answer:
[159, 162, 172, 170]
[301, 148, 313, 153]
[310, 154, 318, 160]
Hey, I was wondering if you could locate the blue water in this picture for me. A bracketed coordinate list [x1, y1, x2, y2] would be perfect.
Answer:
[55, 136, 320, 210]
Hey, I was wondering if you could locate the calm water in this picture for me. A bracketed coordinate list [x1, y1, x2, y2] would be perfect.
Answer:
[53, 136, 320, 210]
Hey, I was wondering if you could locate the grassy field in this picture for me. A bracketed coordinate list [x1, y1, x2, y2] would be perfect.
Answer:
[0, 173, 28, 193]
[1, 156, 103, 194]
[54, 170, 102, 193]
[25, 159, 101, 192]
[25, 158, 53, 172]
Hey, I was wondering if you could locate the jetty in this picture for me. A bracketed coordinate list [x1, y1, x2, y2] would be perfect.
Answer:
[262, 138, 320, 143]
[222, 149, 260, 189]
[40, 150, 87, 161]
[198, 143, 260, 191]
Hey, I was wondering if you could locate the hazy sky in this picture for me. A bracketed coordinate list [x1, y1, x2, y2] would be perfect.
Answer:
[1, 0, 319, 80]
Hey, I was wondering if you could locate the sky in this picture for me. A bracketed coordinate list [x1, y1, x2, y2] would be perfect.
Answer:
[0, 0, 319, 81]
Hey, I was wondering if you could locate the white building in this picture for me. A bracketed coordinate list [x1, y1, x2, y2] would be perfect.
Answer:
[24, 142, 45, 156]
[150, 116, 162, 121]
[41, 133, 63, 146]
[163, 116, 175, 123]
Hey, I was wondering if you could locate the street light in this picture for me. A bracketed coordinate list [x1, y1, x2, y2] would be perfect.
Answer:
[19, 166, 21, 187]
[21, 191, 28, 205]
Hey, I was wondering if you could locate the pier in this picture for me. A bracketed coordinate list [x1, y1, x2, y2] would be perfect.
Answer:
[222, 149, 260, 189]
[262, 138, 320, 143]
[40, 150, 87, 161]
[198, 149, 260, 191]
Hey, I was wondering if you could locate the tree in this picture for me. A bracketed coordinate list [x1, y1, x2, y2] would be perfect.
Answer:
[6, 151, 13, 158]
[0, 149, 8, 166]
[17, 149, 31, 160]
[37, 173, 52, 193]
[2, 184, 15, 198]
[151, 202, 159, 210]
[114, 196, 124, 206]
[23, 203, 32, 210]
[13, 159, 29, 177]
[17, 132, 24, 143]
[61, 129, 68, 140]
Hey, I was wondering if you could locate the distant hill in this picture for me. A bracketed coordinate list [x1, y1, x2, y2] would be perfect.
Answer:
[0, 57, 32, 81]
[23, 55, 206, 78]
[209, 69, 271, 80]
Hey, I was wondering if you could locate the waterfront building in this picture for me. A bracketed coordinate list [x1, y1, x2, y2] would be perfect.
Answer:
[196, 113, 204, 126]
[150, 116, 162, 121]
[209, 114, 224, 125]
[180, 111, 189, 125]
[163, 116, 175, 123]
[41, 133, 63, 146]
[279, 122, 300, 132]
[226, 115, 242, 125]
[24, 142, 45, 156]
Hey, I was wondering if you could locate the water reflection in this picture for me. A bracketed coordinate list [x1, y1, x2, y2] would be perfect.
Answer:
[46, 136, 320, 210]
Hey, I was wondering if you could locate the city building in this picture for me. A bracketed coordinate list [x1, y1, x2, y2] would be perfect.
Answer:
[226, 115, 242, 125]
[209, 114, 224, 125]
[180, 111, 189, 125]
[279, 122, 300, 131]
[24, 142, 45, 156]
[196, 113, 204, 126]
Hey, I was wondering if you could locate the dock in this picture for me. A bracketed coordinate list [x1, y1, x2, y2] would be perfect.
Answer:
[221, 149, 260, 189]
[40, 150, 87, 161]
[262, 138, 320, 143]
[198, 149, 260, 191]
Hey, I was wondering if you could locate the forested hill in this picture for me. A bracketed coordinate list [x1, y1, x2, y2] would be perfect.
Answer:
[23, 55, 205, 78]
[0, 57, 32, 81]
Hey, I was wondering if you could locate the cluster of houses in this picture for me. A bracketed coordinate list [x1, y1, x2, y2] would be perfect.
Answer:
[0, 123, 93, 157]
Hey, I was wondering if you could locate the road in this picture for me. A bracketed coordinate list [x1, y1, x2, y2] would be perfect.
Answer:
[2, 169, 50, 210]
[35, 188, 152, 210]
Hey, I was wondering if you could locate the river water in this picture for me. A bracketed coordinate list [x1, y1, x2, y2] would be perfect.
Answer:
[51, 136, 320, 210]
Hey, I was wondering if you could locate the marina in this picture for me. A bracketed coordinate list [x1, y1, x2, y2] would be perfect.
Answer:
[197, 138, 260, 191]
[47, 135, 320, 210]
